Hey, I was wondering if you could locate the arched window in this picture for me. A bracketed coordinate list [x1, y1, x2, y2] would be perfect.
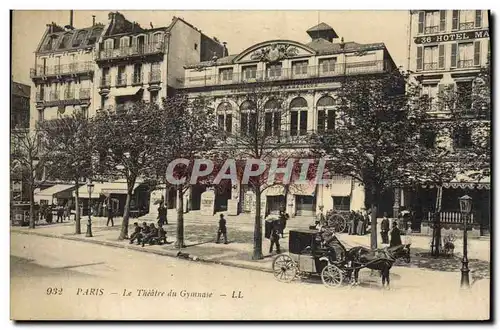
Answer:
[217, 102, 233, 133]
[120, 36, 130, 49]
[240, 101, 256, 135]
[73, 30, 87, 47]
[290, 97, 308, 136]
[87, 28, 102, 45]
[317, 96, 336, 133]
[264, 99, 281, 137]
[59, 33, 73, 49]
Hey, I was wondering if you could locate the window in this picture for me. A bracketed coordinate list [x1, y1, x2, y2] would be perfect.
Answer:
[217, 102, 233, 133]
[333, 197, 350, 211]
[456, 81, 473, 111]
[422, 84, 438, 111]
[292, 60, 308, 76]
[267, 63, 282, 78]
[153, 33, 162, 45]
[73, 30, 87, 47]
[59, 33, 73, 49]
[417, 44, 445, 71]
[459, 10, 475, 30]
[319, 58, 337, 73]
[317, 96, 336, 133]
[290, 97, 308, 136]
[264, 99, 281, 137]
[240, 101, 256, 135]
[242, 65, 257, 80]
[117, 66, 126, 86]
[457, 43, 474, 68]
[120, 37, 130, 48]
[453, 126, 473, 149]
[104, 39, 114, 50]
[424, 11, 440, 34]
[475, 10, 482, 28]
[87, 28, 102, 45]
[423, 46, 438, 70]
[194, 43, 198, 50]
[133, 64, 142, 84]
[420, 128, 437, 148]
[100, 95, 106, 109]
[150, 91, 158, 104]
[219, 68, 234, 81]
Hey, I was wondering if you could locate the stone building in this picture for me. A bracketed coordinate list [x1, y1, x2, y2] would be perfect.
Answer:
[178, 22, 399, 219]
[406, 10, 491, 235]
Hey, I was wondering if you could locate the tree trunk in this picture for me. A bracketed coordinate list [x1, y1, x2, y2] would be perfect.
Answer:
[119, 180, 136, 240]
[252, 189, 263, 260]
[175, 186, 185, 248]
[74, 180, 81, 234]
[28, 183, 35, 229]
[165, 185, 170, 217]
[370, 186, 378, 250]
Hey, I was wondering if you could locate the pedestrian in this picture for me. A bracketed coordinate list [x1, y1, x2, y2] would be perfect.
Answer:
[158, 224, 167, 245]
[45, 205, 53, 224]
[390, 220, 402, 247]
[349, 211, 357, 235]
[279, 210, 288, 238]
[380, 213, 390, 244]
[216, 214, 228, 244]
[269, 221, 281, 254]
[56, 204, 64, 223]
[157, 203, 167, 226]
[356, 211, 365, 236]
[129, 222, 142, 245]
[64, 203, 71, 221]
[106, 200, 114, 227]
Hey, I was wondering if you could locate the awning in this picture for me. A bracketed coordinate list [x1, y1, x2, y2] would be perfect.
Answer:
[73, 184, 103, 199]
[423, 173, 490, 190]
[329, 176, 352, 197]
[110, 87, 142, 97]
[101, 182, 141, 195]
[35, 184, 75, 203]
[290, 182, 316, 196]
[265, 185, 285, 196]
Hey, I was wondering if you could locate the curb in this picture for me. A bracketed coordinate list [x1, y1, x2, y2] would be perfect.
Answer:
[11, 229, 273, 274]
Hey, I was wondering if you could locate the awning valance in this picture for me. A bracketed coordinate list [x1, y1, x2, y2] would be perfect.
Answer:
[110, 87, 142, 97]
[422, 173, 490, 190]
[329, 176, 352, 197]
[35, 184, 75, 203]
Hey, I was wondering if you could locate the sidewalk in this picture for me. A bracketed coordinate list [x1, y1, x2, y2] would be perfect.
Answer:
[11, 214, 490, 286]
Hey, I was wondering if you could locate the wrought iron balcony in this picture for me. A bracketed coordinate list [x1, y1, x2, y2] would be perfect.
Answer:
[423, 62, 439, 71]
[459, 21, 475, 30]
[116, 74, 128, 87]
[30, 61, 94, 79]
[183, 60, 389, 88]
[457, 59, 474, 69]
[424, 26, 439, 34]
[97, 42, 165, 61]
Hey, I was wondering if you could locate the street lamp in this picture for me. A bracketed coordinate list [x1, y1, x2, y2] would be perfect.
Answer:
[459, 194, 473, 288]
[86, 179, 95, 237]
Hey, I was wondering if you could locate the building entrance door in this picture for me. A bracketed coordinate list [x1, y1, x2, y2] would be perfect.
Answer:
[296, 195, 316, 216]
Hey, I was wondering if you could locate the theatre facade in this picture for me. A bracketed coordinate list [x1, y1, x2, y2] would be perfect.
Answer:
[176, 22, 399, 218]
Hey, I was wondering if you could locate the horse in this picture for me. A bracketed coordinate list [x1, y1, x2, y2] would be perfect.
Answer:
[345, 244, 411, 289]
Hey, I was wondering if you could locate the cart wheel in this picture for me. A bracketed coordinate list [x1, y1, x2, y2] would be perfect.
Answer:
[329, 214, 347, 233]
[272, 254, 297, 283]
[321, 264, 343, 288]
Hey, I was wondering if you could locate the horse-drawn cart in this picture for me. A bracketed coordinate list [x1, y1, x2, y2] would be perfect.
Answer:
[272, 229, 348, 287]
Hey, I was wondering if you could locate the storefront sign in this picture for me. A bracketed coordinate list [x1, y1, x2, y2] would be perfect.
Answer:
[414, 29, 490, 44]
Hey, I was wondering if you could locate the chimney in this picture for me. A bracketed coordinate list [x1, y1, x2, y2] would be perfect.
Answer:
[69, 10, 73, 28]
[92, 15, 96, 26]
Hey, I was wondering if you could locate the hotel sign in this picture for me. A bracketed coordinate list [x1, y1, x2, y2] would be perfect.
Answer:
[414, 29, 490, 44]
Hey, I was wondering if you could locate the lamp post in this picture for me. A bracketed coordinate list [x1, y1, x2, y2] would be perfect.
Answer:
[86, 179, 95, 237]
[459, 195, 472, 288]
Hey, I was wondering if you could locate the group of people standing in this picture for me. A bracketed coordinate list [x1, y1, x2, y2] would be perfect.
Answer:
[348, 209, 370, 236]
[380, 213, 403, 247]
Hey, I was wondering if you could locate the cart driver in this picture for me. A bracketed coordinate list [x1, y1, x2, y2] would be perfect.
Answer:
[317, 227, 345, 261]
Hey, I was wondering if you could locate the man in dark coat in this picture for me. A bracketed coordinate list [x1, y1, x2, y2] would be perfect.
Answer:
[380, 213, 390, 244]
[216, 214, 228, 244]
[129, 222, 142, 245]
[269, 221, 281, 254]
[390, 221, 403, 247]
[157, 203, 168, 226]
[158, 224, 167, 245]
[106, 200, 114, 227]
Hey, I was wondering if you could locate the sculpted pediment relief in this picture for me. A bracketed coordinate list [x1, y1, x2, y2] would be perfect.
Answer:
[234, 40, 315, 63]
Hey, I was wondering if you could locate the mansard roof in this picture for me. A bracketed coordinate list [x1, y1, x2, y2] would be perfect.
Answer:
[37, 24, 104, 54]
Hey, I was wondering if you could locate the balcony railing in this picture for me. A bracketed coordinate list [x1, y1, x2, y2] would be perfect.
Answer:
[30, 61, 94, 78]
[132, 72, 144, 85]
[149, 70, 161, 83]
[183, 60, 388, 88]
[426, 211, 476, 224]
[424, 26, 439, 34]
[423, 62, 438, 71]
[459, 21, 475, 30]
[49, 91, 60, 101]
[97, 42, 165, 61]
[457, 59, 474, 69]
[116, 74, 127, 87]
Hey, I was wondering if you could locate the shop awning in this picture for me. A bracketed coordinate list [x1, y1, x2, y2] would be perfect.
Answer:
[35, 184, 75, 203]
[110, 87, 142, 97]
[73, 184, 103, 199]
[101, 182, 141, 195]
[329, 176, 352, 197]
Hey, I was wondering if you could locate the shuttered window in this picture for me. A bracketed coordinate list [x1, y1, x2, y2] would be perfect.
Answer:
[450, 43, 458, 68]
[438, 45, 445, 69]
[418, 11, 425, 34]
[474, 41, 481, 66]
[416, 46, 423, 71]
[452, 10, 459, 30]
[475, 10, 482, 28]
[440, 11, 446, 31]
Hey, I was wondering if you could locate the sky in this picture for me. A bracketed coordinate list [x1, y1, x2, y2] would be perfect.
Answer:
[11, 10, 410, 86]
